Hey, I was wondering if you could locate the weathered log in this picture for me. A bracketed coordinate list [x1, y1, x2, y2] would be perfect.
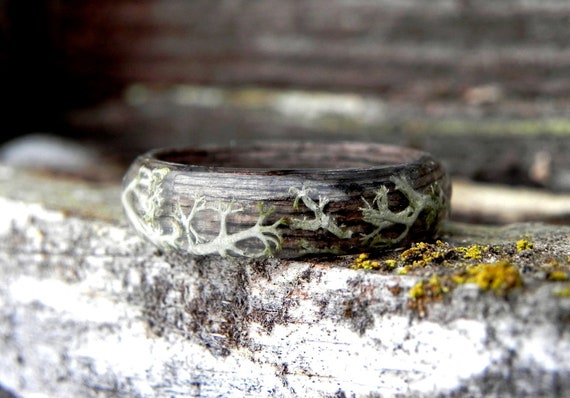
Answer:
[1, 166, 570, 397]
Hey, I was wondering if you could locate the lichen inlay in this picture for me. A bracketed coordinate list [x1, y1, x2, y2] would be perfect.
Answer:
[122, 164, 448, 258]
[122, 166, 284, 257]
[360, 175, 447, 248]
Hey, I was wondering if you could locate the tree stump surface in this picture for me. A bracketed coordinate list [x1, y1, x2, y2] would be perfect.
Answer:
[1, 166, 570, 397]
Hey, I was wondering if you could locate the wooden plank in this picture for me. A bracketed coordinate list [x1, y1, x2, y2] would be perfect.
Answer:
[56, 0, 570, 97]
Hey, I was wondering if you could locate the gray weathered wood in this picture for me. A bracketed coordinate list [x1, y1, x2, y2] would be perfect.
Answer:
[2, 166, 570, 397]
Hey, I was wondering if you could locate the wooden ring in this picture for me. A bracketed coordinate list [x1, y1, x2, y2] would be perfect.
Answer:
[122, 142, 451, 258]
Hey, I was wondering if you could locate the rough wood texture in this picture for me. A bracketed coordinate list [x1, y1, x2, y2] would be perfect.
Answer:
[2, 167, 570, 397]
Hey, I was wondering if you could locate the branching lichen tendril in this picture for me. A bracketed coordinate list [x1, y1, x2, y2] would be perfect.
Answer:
[122, 166, 284, 257]
[289, 185, 353, 239]
[360, 175, 445, 248]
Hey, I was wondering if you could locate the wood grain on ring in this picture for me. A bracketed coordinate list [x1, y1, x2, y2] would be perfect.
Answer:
[122, 142, 451, 258]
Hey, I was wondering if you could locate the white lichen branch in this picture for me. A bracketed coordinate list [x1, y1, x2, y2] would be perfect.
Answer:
[121, 166, 175, 247]
[289, 185, 352, 239]
[122, 166, 283, 257]
[180, 201, 283, 257]
[360, 175, 444, 248]
[176, 195, 217, 246]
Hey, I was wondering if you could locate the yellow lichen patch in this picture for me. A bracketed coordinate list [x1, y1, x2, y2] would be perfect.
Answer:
[408, 275, 452, 317]
[456, 261, 523, 296]
[547, 270, 568, 282]
[351, 253, 381, 270]
[409, 280, 426, 300]
[457, 244, 487, 260]
[399, 240, 450, 267]
[407, 261, 524, 316]
[516, 239, 534, 253]
[540, 258, 566, 279]
[554, 286, 570, 298]
[396, 266, 409, 275]
[400, 242, 430, 264]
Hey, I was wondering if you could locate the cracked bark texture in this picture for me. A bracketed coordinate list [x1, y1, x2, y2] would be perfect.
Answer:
[1, 167, 570, 397]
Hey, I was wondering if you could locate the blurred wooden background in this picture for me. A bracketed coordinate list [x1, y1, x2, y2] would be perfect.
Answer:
[4, 4, 570, 397]
[1, 0, 569, 190]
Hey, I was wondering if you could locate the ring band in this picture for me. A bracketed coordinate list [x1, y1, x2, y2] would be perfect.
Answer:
[122, 142, 451, 258]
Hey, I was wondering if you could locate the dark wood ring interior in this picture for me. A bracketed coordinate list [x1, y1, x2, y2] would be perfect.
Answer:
[151, 142, 424, 170]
